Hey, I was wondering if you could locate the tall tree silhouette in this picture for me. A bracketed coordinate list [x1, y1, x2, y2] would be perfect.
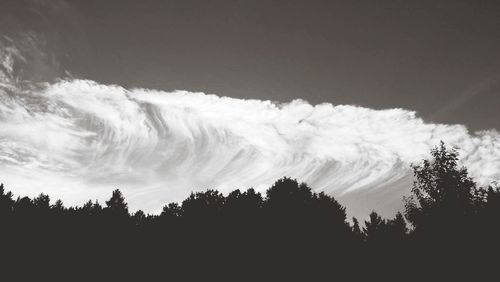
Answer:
[0, 183, 14, 217]
[363, 211, 386, 244]
[404, 142, 479, 233]
[105, 189, 128, 216]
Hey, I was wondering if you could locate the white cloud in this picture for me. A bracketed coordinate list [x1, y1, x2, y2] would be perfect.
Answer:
[0, 79, 499, 219]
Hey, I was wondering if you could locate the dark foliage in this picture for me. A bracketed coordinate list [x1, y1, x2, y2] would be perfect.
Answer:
[0, 142, 499, 279]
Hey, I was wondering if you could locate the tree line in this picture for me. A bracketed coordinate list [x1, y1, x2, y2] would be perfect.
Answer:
[0, 142, 499, 279]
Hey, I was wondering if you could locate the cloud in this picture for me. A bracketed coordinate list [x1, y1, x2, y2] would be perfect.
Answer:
[1, 78, 499, 219]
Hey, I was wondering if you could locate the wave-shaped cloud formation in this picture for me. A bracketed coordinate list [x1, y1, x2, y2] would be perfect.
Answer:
[1, 35, 499, 218]
[1, 77, 499, 217]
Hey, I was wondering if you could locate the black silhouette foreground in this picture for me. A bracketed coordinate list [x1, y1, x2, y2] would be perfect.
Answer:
[1, 142, 499, 280]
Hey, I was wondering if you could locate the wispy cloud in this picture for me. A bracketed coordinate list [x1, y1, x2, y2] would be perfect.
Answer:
[1, 79, 499, 219]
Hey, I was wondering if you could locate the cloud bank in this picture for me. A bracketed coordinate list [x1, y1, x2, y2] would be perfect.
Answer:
[1, 36, 499, 219]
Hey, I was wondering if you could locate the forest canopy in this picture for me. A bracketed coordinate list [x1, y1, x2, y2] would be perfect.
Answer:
[0, 142, 499, 279]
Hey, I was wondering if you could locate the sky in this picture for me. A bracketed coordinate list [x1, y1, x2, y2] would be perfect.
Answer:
[0, 0, 499, 219]
[2, 0, 500, 131]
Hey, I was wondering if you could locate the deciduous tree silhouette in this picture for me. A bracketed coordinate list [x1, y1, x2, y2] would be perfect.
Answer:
[404, 142, 480, 240]
[161, 202, 182, 218]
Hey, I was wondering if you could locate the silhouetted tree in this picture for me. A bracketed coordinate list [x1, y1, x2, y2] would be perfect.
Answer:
[482, 185, 500, 239]
[105, 189, 128, 216]
[351, 217, 363, 240]
[181, 189, 225, 219]
[386, 212, 408, 237]
[160, 202, 181, 220]
[363, 211, 387, 244]
[81, 200, 103, 216]
[0, 183, 14, 217]
[224, 188, 263, 220]
[132, 210, 146, 226]
[13, 196, 35, 216]
[404, 142, 480, 237]
[33, 193, 50, 210]
[312, 191, 347, 225]
[265, 177, 313, 212]
[51, 199, 64, 211]
[161, 202, 182, 218]
[485, 185, 500, 214]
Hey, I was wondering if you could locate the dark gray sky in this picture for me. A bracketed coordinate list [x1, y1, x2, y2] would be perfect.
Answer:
[3, 0, 500, 131]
